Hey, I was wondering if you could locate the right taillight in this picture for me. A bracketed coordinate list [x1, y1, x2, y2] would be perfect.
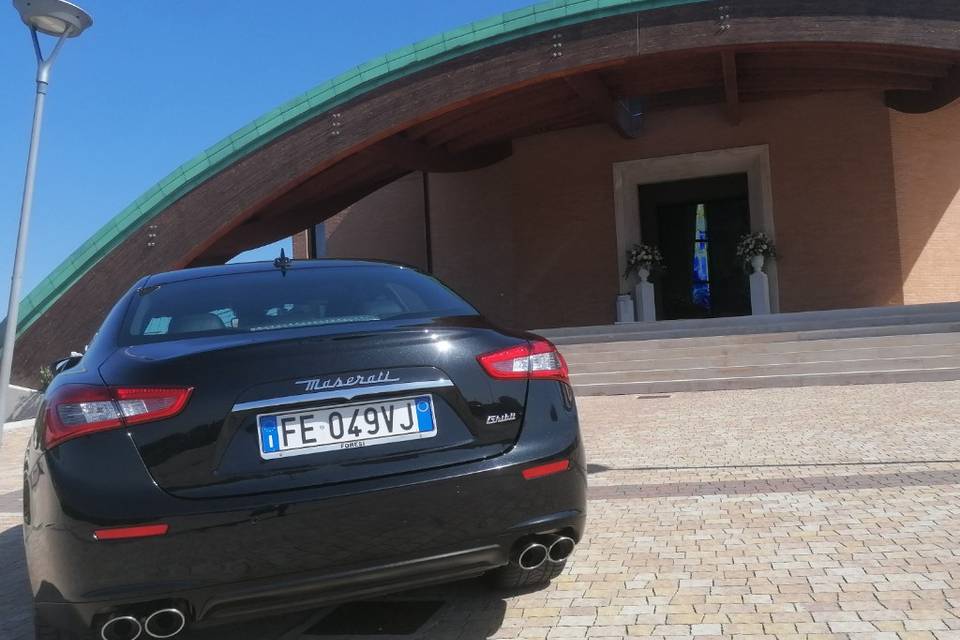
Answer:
[478, 338, 569, 383]
[43, 384, 193, 449]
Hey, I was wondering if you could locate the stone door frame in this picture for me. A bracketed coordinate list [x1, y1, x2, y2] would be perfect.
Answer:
[612, 145, 780, 314]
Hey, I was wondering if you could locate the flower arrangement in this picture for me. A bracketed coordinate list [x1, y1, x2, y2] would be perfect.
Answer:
[624, 243, 664, 279]
[735, 232, 776, 266]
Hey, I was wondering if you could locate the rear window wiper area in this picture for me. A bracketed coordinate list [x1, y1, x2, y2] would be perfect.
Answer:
[246, 315, 381, 332]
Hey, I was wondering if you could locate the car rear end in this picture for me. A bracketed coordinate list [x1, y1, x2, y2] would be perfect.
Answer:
[24, 261, 586, 638]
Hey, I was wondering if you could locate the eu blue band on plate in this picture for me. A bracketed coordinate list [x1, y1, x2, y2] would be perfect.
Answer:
[415, 396, 434, 432]
[259, 415, 280, 453]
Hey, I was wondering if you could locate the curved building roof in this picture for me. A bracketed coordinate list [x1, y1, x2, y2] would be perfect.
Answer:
[9, 0, 960, 384]
[15, 0, 707, 338]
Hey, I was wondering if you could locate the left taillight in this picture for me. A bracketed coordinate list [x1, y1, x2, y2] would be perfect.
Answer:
[477, 338, 569, 383]
[43, 384, 193, 449]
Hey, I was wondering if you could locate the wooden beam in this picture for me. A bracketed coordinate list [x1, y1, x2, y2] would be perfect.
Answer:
[645, 87, 726, 110]
[488, 113, 598, 148]
[420, 85, 571, 146]
[738, 51, 954, 78]
[564, 73, 642, 138]
[440, 92, 590, 152]
[609, 73, 722, 97]
[405, 83, 553, 141]
[740, 69, 933, 93]
[886, 64, 960, 114]
[370, 135, 512, 173]
[739, 44, 959, 66]
[256, 152, 378, 218]
[721, 51, 741, 125]
[446, 109, 593, 153]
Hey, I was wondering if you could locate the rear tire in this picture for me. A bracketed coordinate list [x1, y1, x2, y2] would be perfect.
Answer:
[488, 559, 566, 590]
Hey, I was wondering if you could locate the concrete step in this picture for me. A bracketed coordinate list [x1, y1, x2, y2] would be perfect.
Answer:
[546, 315, 960, 345]
[567, 341, 960, 373]
[556, 320, 960, 355]
[538, 301, 960, 343]
[562, 330, 960, 364]
[549, 304, 960, 396]
[573, 366, 960, 396]
[570, 354, 960, 386]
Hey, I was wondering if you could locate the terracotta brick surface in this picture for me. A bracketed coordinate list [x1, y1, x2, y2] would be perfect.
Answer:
[891, 100, 960, 305]
[322, 172, 429, 270]
[328, 91, 908, 330]
[3, 381, 960, 639]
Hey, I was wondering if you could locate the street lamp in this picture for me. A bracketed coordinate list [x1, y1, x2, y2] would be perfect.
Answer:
[0, 0, 92, 445]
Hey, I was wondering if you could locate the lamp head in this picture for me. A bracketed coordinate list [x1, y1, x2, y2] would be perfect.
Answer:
[13, 0, 92, 37]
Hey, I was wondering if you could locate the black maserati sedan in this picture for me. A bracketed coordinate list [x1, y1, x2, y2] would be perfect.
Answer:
[24, 259, 586, 640]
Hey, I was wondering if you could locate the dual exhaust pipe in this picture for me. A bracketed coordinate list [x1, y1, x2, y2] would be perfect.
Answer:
[101, 608, 185, 640]
[513, 534, 576, 571]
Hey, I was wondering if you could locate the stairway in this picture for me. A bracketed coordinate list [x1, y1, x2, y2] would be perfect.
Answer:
[536, 302, 960, 396]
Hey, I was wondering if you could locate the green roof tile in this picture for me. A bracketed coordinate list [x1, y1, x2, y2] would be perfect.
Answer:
[417, 34, 446, 48]
[416, 43, 445, 60]
[474, 23, 506, 39]
[386, 44, 417, 62]
[504, 5, 537, 20]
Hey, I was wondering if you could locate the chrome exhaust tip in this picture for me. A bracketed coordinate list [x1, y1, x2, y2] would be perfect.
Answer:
[143, 608, 186, 639]
[100, 616, 142, 640]
[547, 536, 575, 563]
[515, 541, 548, 570]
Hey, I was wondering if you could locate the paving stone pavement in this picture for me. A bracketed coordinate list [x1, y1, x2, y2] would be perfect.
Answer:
[3, 382, 960, 639]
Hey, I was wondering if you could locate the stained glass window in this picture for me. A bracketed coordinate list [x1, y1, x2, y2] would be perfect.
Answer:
[691, 203, 711, 310]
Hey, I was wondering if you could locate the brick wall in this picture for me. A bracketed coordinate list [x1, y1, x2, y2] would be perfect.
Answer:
[429, 161, 517, 328]
[292, 230, 309, 259]
[323, 172, 428, 270]
[891, 99, 960, 305]
[325, 91, 906, 329]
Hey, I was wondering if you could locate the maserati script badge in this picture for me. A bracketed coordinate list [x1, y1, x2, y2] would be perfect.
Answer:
[295, 370, 400, 392]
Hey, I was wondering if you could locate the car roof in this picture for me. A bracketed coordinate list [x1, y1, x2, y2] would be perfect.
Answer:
[142, 259, 413, 287]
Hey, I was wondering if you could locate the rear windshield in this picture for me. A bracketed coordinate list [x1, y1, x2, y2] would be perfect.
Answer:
[120, 265, 477, 345]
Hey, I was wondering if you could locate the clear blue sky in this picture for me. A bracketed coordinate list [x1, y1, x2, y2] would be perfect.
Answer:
[0, 0, 530, 317]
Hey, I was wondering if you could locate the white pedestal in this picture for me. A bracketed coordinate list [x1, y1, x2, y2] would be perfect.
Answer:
[634, 281, 656, 322]
[616, 294, 635, 323]
[749, 271, 771, 315]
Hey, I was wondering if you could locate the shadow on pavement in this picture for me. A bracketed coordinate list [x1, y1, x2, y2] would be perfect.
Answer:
[363, 578, 510, 640]
[178, 610, 316, 640]
[180, 578, 510, 639]
[0, 525, 33, 640]
[586, 462, 611, 474]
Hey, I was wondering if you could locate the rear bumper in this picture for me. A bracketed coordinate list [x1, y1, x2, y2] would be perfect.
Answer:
[37, 508, 583, 634]
[26, 382, 586, 634]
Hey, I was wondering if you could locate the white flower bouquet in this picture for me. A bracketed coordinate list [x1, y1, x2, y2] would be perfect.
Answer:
[735, 232, 776, 267]
[624, 243, 664, 279]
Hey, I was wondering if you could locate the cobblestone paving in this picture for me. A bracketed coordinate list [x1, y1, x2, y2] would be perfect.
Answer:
[3, 382, 960, 639]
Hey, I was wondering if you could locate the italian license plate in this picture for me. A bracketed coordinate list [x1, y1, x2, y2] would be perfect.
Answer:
[256, 395, 437, 460]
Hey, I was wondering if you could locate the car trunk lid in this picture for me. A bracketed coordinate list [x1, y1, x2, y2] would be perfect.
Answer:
[98, 321, 529, 498]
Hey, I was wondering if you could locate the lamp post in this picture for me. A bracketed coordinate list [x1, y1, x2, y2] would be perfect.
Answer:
[0, 0, 92, 445]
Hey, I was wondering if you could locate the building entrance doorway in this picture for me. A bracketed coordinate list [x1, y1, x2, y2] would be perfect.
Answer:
[639, 173, 751, 320]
